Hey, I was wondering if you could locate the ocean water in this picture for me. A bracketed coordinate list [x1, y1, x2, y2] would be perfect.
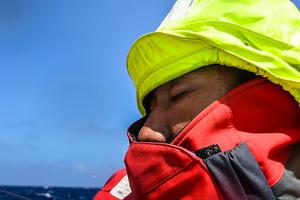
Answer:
[0, 186, 99, 200]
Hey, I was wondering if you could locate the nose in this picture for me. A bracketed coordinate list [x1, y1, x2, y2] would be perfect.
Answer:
[137, 108, 170, 142]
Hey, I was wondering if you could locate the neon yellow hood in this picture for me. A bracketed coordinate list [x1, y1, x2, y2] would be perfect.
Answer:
[127, 0, 300, 115]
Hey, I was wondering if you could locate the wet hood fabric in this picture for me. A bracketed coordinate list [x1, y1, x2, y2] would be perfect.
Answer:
[126, 0, 300, 115]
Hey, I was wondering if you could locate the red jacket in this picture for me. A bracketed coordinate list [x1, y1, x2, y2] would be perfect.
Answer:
[94, 78, 300, 200]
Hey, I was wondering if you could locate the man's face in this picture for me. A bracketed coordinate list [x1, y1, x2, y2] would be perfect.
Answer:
[138, 65, 252, 143]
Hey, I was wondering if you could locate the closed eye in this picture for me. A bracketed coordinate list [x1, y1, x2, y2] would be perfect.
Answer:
[171, 90, 188, 102]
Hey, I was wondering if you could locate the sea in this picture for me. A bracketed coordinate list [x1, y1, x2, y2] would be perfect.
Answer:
[0, 186, 99, 200]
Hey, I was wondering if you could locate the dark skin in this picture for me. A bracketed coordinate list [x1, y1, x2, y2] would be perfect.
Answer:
[138, 64, 299, 178]
[138, 65, 254, 143]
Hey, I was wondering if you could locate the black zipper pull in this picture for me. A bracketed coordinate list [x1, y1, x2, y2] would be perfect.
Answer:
[194, 144, 221, 159]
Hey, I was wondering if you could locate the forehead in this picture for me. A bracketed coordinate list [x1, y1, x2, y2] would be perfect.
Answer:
[170, 68, 202, 87]
[142, 67, 211, 108]
[164, 65, 221, 90]
[153, 67, 206, 96]
[142, 65, 251, 108]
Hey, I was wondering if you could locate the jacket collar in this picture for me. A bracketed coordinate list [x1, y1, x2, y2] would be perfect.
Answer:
[126, 78, 300, 192]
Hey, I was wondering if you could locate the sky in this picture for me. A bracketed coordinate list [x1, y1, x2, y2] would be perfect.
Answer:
[0, 0, 175, 188]
[0, 0, 299, 188]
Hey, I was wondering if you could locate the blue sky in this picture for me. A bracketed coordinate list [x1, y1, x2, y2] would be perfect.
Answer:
[0, 0, 175, 187]
[0, 0, 299, 188]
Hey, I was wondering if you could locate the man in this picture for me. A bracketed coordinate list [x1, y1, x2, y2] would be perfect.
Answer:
[137, 65, 255, 143]
[94, 0, 300, 199]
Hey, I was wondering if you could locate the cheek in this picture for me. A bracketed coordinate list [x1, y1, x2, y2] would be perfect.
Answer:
[167, 91, 217, 138]
[168, 95, 205, 130]
[191, 88, 223, 114]
[180, 93, 209, 117]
